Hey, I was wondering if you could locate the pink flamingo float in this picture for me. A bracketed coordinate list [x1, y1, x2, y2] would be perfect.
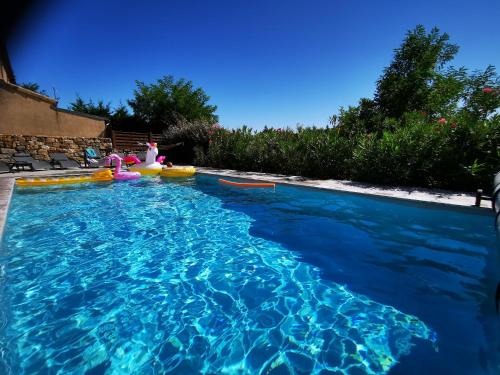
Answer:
[105, 154, 141, 180]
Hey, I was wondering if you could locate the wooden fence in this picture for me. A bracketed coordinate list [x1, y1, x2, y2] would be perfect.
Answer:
[111, 131, 164, 151]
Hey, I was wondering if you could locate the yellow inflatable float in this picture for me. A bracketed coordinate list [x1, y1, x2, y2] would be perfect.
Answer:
[16, 170, 113, 187]
[160, 166, 196, 178]
[128, 165, 162, 176]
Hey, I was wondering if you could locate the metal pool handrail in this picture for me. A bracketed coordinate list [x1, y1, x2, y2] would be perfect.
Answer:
[492, 171, 500, 313]
[494, 172, 500, 233]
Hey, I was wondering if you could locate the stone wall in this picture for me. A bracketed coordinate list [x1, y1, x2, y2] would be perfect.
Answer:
[0, 134, 112, 165]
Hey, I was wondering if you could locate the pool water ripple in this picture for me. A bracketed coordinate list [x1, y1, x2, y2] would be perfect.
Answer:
[1, 178, 437, 374]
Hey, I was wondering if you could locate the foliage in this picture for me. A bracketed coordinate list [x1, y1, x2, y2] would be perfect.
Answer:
[68, 95, 113, 118]
[112, 103, 131, 120]
[66, 74, 218, 133]
[375, 25, 459, 119]
[371, 25, 499, 127]
[128, 75, 218, 132]
[200, 126, 355, 179]
[351, 116, 500, 190]
[335, 99, 386, 137]
[424, 67, 466, 118]
[459, 65, 500, 121]
[19, 82, 47, 96]
[67, 96, 142, 131]
[160, 115, 218, 163]
[162, 114, 214, 145]
[199, 116, 499, 191]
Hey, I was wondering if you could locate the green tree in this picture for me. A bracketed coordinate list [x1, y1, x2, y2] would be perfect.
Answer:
[128, 75, 218, 132]
[375, 25, 459, 119]
[108, 103, 139, 131]
[335, 98, 386, 137]
[112, 103, 131, 120]
[19, 82, 47, 96]
[460, 65, 500, 121]
[68, 96, 141, 131]
[425, 67, 466, 118]
[69, 95, 112, 117]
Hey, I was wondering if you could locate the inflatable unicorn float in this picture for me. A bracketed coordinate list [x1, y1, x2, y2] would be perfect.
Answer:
[124, 141, 196, 177]
[125, 142, 164, 175]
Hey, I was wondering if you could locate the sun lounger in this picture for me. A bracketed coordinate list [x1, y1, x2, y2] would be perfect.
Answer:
[49, 153, 81, 169]
[84, 148, 106, 168]
[12, 153, 52, 171]
[0, 161, 12, 173]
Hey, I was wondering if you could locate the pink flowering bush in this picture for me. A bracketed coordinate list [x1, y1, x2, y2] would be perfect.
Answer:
[350, 114, 499, 189]
[198, 114, 500, 191]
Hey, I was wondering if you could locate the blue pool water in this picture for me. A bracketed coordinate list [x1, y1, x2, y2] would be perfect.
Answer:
[0, 175, 498, 374]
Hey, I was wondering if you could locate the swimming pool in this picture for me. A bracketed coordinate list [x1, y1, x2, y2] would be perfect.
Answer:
[0, 175, 498, 374]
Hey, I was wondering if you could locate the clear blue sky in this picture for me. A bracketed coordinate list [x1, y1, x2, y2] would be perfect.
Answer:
[8, 0, 500, 129]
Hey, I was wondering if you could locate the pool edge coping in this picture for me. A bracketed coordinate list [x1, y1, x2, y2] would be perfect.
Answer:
[0, 178, 15, 240]
[195, 167, 491, 211]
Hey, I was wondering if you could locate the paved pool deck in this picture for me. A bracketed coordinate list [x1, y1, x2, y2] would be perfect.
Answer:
[0, 166, 492, 238]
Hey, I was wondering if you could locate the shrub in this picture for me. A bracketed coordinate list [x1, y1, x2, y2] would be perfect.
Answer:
[162, 115, 213, 144]
[203, 126, 354, 179]
[162, 115, 216, 163]
[200, 118, 500, 192]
